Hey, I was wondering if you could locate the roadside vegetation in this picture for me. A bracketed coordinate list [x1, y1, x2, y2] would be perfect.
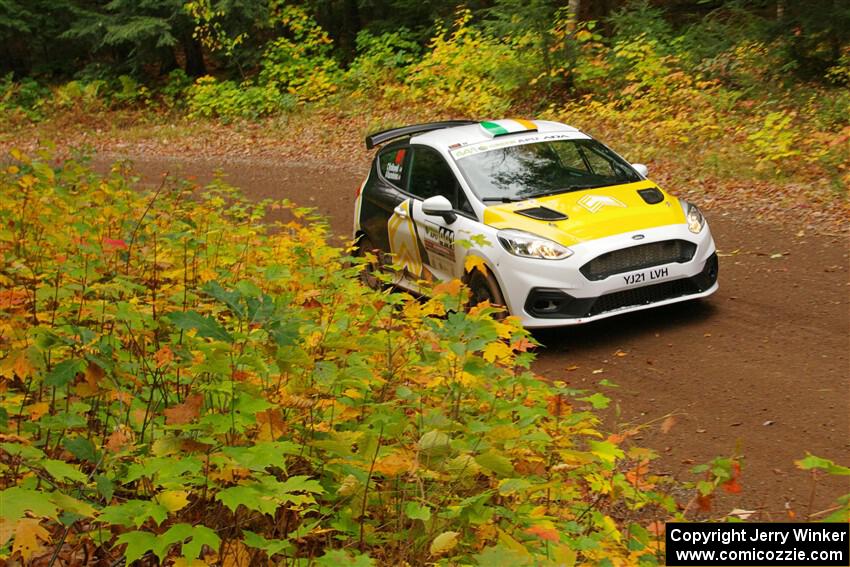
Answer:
[1, 1, 849, 564]
[1, 1, 848, 230]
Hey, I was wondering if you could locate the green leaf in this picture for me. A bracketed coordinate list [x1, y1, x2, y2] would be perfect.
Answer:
[50, 492, 97, 518]
[45, 359, 84, 387]
[216, 484, 278, 516]
[96, 474, 114, 502]
[418, 430, 451, 457]
[158, 523, 221, 560]
[99, 499, 168, 528]
[116, 530, 159, 564]
[63, 436, 97, 463]
[579, 392, 610, 409]
[795, 453, 850, 475]
[242, 530, 292, 556]
[498, 478, 531, 495]
[315, 549, 375, 567]
[0, 487, 59, 522]
[475, 451, 515, 477]
[166, 310, 233, 343]
[404, 501, 432, 521]
[430, 531, 459, 556]
[223, 441, 299, 472]
[42, 459, 87, 483]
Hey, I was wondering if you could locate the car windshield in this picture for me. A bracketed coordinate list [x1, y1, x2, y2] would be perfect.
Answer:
[454, 138, 641, 202]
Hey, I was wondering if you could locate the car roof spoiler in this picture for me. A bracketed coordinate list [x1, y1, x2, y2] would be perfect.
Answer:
[365, 120, 478, 150]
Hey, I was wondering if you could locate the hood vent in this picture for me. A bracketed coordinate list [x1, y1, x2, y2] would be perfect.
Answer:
[638, 187, 664, 204]
[515, 206, 568, 221]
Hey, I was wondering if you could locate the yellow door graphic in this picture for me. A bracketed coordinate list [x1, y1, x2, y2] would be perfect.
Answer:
[387, 199, 423, 277]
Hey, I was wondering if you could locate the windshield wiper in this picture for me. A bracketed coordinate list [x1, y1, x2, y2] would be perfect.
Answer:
[481, 196, 522, 203]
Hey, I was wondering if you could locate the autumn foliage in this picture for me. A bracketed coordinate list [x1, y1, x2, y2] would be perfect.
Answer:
[0, 150, 740, 565]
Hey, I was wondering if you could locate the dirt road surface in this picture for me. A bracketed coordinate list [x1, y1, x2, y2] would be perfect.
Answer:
[92, 154, 849, 519]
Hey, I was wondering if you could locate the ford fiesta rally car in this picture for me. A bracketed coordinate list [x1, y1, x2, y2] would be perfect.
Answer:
[353, 119, 718, 328]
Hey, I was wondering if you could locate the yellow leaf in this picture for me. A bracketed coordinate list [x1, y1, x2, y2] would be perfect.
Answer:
[430, 531, 459, 556]
[482, 341, 513, 363]
[12, 518, 50, 562]
[157, 490, 191, 512]
[464, 255, 487, 275]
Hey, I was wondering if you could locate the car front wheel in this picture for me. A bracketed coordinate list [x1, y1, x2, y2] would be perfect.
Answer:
[467, 268, 507, 319]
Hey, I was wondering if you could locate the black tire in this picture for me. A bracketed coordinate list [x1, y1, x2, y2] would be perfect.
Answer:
[355, 233, 383, 289]
[466, 268, 507, 319]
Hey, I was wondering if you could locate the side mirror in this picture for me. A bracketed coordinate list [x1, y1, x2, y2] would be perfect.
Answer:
[422, 195, 457, 224]
[631, 163, 649, 177]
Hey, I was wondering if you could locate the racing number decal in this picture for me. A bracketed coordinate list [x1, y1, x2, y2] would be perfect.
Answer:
[422, 224, 455, 261]
[387, 200, 423, 277]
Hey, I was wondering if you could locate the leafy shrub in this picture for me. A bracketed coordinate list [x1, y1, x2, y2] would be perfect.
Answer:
[186, 76, 294, 119]
[0, 151, 711, 565]
[402, 9, 535, 117]
[0, 74, 49, 121]
[344, 29, 420, 96]
[259, 5, 341, 103]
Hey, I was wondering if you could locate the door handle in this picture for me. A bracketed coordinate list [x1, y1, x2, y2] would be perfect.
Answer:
[393, 204, 408, 219]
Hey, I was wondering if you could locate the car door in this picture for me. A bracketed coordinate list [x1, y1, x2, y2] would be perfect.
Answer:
[403, 145, 479, 283]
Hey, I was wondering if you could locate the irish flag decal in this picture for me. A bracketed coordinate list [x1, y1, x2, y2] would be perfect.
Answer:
[480, 119, 538, 137]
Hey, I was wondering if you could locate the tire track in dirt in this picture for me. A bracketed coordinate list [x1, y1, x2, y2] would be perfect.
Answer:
[92, 154, 849, 519]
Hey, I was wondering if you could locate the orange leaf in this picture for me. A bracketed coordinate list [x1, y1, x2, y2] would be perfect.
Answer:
[11, 518, 50, 562]
[221, 539, 251, 567]
[256, 408, 286, 441]
[525, 525, 560, 543]
[374, 451, 414, 477]
[154, 346, 175, 368]
[164, 394, 203, 425]
[722, 478, 742, 494]
[106, 425, 134, 452]
[433, 279, 462, 297]
[646, 520, 665, 537]
[660, 416, 676, 434]
[511, 337, 534, 352]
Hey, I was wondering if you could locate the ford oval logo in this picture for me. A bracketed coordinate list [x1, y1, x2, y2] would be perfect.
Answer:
[632, 234, 645, 240]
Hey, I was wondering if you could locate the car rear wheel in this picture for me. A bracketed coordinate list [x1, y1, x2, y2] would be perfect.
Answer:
[467, 268, 507, 319]
[355, 234, 385, 289]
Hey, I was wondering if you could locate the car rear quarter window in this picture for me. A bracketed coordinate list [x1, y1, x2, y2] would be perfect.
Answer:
[378, 147, 409, 186]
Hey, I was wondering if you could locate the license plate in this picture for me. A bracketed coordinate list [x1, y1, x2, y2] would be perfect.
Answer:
[622, 266, 669, 285]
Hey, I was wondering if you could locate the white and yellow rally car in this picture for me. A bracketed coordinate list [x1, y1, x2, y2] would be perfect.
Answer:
[353, 119, 718, 328]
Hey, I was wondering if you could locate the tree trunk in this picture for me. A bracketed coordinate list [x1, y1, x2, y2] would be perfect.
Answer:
[182, 34, 206, 77]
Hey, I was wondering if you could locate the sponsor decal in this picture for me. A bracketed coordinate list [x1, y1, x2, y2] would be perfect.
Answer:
[385, 149, 406, 181]
[577, 194, 627, 213]
[451, 133, 582, 159]
[422, 223, 455, 260]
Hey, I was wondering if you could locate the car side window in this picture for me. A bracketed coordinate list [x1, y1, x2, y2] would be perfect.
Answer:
[408, 147, 457, 201]
[378, 147, 409, 187]
[409, 147, 471, 213]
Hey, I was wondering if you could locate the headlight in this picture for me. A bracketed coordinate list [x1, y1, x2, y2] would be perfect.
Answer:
[497, 229, 573, 260]
[684, 202, 705, 234]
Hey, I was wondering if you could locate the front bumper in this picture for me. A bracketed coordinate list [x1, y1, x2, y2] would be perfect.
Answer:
[491, 223, 718, 328]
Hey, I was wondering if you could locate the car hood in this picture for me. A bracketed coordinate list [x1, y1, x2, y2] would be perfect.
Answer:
[481, 180, 686, 247]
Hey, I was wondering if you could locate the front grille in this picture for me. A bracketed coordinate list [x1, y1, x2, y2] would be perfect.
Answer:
[580, 240, 696, 281]
[587, 278, 697, 316]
